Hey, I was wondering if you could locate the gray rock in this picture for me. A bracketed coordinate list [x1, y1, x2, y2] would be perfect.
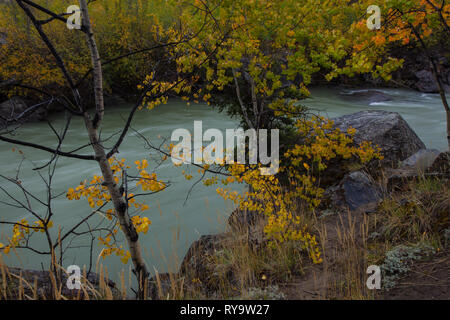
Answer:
[333, 110, 426, 167]
[180, 234, 225, 278]
[339, 89, 392, 104]
[414, 70, 438, 93]
[401, 148, 441, 172]
[427, 151, 450, 174]
[386, 150, 447, 191]
[177, 234, 237, 296]
[327, 171, 382, 212]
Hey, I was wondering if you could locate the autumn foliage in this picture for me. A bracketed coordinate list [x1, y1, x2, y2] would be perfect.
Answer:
[0, 0, 443, 272]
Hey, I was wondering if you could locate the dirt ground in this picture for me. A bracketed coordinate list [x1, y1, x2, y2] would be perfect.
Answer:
[381, 249, 449, 300]
[279, 210, 450, 300]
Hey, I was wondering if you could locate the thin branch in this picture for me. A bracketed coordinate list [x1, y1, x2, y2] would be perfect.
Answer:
[0, 135, 95, 160]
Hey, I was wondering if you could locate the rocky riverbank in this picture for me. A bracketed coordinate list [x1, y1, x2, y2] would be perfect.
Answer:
[148, 110, 449, 300]
[2, 110, 448, 300]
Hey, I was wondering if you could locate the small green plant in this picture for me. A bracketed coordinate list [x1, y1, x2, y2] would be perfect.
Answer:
[381, 244, 436, 290]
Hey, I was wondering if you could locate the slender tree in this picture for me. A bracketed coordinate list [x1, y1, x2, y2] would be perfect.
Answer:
[0, 0, 211, 298]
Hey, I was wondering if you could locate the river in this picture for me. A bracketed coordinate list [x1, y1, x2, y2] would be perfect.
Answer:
[0, 86, 447, 288]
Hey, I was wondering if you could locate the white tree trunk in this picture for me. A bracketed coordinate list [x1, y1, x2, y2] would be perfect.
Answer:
[79, 0, 149, 297]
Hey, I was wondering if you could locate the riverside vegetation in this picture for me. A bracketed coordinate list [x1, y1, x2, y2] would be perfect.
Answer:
[0, 0, 449, 299]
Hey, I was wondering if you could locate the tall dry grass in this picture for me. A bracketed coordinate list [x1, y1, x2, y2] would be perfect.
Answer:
[0, 251, 132, 300]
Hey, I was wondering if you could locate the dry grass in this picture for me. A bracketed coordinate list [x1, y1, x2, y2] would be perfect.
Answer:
[321, 211, 377, 299]
[319, 175, 449, 300]
[375, 176, 449, 245]
[70, 176, 450, 300]
[1, 176, 448, 300]
[149, 215, 309, 300]
[0, 253, 126, 300]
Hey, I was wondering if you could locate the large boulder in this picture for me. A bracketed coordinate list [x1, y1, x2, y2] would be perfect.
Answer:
[333, 110, 426, 167]
[177, 234, 238, 296]
[326, 171, 382, 212]
[179, 234, 226, 279]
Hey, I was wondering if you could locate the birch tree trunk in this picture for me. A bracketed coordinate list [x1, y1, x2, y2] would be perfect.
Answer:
[79, 0, 149, 297]
[446, 108, 450, 151]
